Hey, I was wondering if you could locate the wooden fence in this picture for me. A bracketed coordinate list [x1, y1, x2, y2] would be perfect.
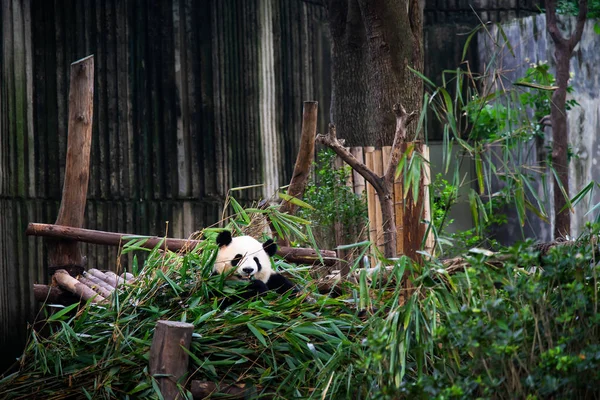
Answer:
[0, 0, 331, 370]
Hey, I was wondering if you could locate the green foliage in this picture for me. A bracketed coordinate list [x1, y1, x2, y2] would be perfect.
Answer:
[298, 149, 368, 248]
[557, 0, 600, 18]
[431, 174, 505, 254]
[2, 209, 600, 398]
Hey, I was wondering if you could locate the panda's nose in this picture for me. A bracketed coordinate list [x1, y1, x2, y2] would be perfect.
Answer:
[242, 267, 254, 275]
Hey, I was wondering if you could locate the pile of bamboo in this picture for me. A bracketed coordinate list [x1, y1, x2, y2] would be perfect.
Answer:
[34, 268, 134, 304]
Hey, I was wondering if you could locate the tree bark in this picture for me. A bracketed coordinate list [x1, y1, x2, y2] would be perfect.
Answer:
[48, 55, 94, 275]
[325, 0, 423, 146]
[280, 101, 318, 216]
[545, 0, 587, 239]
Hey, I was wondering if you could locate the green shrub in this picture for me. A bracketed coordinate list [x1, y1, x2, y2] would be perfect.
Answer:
[298, 149, 368, 249]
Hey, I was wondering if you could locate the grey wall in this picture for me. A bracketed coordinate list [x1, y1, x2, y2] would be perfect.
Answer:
[478, 14, 600, 243]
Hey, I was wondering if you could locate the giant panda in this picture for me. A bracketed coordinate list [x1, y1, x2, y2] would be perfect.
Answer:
[213, 230, 296, 303]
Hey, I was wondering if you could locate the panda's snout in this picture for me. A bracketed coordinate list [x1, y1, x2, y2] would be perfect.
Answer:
[242, 267, 254, 275]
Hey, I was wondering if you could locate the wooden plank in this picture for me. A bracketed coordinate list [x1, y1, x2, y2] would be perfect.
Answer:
[422, 145, 435, 254]
[364, 147, 377, 255]
[372, 148, 384, 253]
[394, 143, 405, 255]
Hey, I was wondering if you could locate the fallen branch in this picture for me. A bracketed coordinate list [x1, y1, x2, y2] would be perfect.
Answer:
[26, 223, 337, 266]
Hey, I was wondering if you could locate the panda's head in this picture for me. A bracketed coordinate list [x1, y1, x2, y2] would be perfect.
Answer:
[214, 230, 277, 283]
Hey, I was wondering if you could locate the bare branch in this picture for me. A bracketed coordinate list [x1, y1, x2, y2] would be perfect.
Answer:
[384, 104, 417, 183]
[545, 0, 567, 46]
[316, 124, 385, 193]
[568, 0, 588, 51]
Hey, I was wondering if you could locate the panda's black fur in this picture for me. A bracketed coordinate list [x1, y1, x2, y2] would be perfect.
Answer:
[214, 231, 295, 304]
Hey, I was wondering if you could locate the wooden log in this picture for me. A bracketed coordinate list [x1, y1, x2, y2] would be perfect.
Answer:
[53, 269, 106, 303]
[48, 55, 94, 276]
[79, 276, 113, 299]
[33, 284, 78, 305]
[191, 381, 261, 399]
[26, 223, 337, 266]
[280, 101, 318, 217]
[149, 320, 194, 400]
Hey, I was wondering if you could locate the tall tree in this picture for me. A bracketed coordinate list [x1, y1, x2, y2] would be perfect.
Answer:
[545, 0, 587, 239]
[325, 0, 424, 147]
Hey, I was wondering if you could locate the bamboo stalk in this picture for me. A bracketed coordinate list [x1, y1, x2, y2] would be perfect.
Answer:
[88, 268, 119, 287]
[83, 272, 116, 292]
[79, 276, 113, 298]
[53, 269, 106, 303]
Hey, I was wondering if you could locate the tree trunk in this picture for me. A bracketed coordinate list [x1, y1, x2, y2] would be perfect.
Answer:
[551, 44, 571, 238]
[545, 0, 587, 239]
[326, 0, 423, 146]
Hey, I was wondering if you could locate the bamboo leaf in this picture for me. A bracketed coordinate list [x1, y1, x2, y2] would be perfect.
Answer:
[47, 303, 80, 322]
[278, 192, 315, 210]
[247, 323, 268, 347]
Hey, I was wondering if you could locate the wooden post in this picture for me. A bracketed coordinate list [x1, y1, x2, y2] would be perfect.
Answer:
[149, 320, 195, 400]
[280, 101, 318, 216]
[48, 55, 94, 276]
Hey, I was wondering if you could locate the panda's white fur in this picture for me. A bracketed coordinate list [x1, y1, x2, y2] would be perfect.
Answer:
[214, 234, 275, 283]
[213, 231, 295, 299]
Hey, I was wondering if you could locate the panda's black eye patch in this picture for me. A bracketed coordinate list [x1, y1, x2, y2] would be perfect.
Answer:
[254, 257, 262, 271]
[231, 254, 244, 267]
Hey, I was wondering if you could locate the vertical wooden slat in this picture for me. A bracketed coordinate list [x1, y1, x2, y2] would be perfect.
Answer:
[373, 148, 384, 252]
[394, 144, 405, 256]
[364, 147, 377, 255]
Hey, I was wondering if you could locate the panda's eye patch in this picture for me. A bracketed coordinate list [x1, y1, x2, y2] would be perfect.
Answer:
[254, 257, 262, 271]
[231, 254, 244, 267]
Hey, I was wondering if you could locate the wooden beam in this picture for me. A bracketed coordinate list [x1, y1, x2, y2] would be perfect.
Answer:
[26, 223, 338, 266]
[48, 55, 94, 276]
[149, 320, 194, 400]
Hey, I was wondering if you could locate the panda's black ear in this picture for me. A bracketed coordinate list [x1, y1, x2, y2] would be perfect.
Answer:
[263, 239, 277, 257]
[216, 230, 233, 247]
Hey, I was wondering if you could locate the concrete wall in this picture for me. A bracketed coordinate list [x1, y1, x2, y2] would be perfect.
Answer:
[478, 14, 600, 243]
